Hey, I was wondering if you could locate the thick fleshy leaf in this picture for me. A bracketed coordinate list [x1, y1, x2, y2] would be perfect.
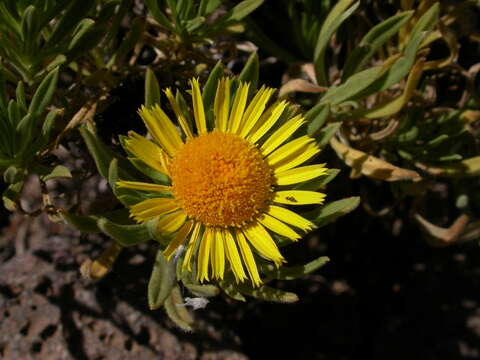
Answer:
[307, 197, 360, 228]
[314, 0, 359, 85]
[306, 102, 330, 136]
[342, 10, 414, 78]
[97, 218, 152, 246]
[145, 67, 161, 108]
[238, 52, 259, 94]
[163, 285, 194, 331]
[235, 283, 298, 303]
[148, 249, 177, 310]
[260, 256, 330, 280]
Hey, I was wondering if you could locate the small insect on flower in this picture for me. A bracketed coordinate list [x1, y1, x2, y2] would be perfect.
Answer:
[118, 78, 327, 286]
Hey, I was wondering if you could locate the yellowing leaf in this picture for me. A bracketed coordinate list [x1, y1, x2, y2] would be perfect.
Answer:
[355, 58, 424, 119]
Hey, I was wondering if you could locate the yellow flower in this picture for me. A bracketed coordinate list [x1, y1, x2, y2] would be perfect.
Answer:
[118, 78, 327, 286]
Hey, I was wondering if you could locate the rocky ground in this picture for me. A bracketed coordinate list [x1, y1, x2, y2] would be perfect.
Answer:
[1, 175, 480, 359]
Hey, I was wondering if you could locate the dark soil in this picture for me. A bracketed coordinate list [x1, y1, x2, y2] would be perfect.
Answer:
[1, 174, 480, 360]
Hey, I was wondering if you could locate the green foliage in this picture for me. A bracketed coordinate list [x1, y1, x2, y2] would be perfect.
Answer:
[145, 0, 265, 43]
[0, 0, 110, 83]
[0, 0, 477, 334]
[0, 67, 60, 190]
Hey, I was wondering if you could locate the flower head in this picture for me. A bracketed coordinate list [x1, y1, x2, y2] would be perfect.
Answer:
[118, 77, 327, 286]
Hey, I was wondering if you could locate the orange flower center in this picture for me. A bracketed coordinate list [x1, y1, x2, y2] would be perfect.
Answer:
[169, 131, 273, 227]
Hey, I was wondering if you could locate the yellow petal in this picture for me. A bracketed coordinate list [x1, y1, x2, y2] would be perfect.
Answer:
[239, 87, 274, 138]
[211, 228, 225, 280]
[117, 181, 171, 193]
[156, 210, 188, 234]
[257, 214, 301, 241]
[182, 222, 201, 271]
[260, 114, 305, 156]
[164, 220, 194, 260]
[243, 222, 285, 267]
[197, 227, 212, 282]
[124, 131, 169, 175]
[214, 78, 231, 132]
[138, 105, 183, 156]
[223, 229, 247, 283]
[276, 143, 320, 173]
[235, 230, 262, 287]
[248, 100, 288, 144]
[274, 190, 326, 205]
[267, 135, 315, 167]
[191, 78, 207, 134]
[275, 164, 328, 185]
[267, 205, 315, 232]
[164, 88, 193, 139]
[130, 198, 178, 222]
[228, 82, 250, 133]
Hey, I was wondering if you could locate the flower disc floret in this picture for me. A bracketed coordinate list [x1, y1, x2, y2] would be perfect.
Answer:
[169, 131, 273, 227]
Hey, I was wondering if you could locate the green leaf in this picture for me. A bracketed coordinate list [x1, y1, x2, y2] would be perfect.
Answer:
[107, 16, 145, 68]
[294, 168, 340, 191]
[148, 249, 177, 310]
[0, 3, 21, 36]
[218, 277, 246, 301]
[235, 283, 298, 303]
[7, 100, 21, 130]
[261, 256, 330, 280]
[3, 166, 25, 184]
[314, 0, 359, 85]
[306, 103, 330, 136]
[308, 197, 360, 227]
[144, 0, 176, 33]
[238, 51, 259, 95]
[354, 58, 424, 119]
[128, 158, 170, 185]
[0, 68, 8, 113]
[2, 181, 23, 211]
[28, 67, 59, 118]
[20, 5, 39, 58]
[46, 0, 96, 46]
[145, 67, 161, 108]
[354, 31, 427, 99]
[79, 126, 116, 178]
[40, 165, 72, 181]
[185, 16, 205, 33]
[407, 3, 439, 48]
[68, 19, 95, 50]
[15, 113, 35, 157]
[321, 64, 384, 105]
[227, 0, 264, 22]
[108, 158, 151, 206]
[198, 0, 221, 16]
[342, 11, 414, 78]
[163, 285, 194, 331]
[15, 81, 27, 115]
[202, 60, 224, 110]
[184, 283, 219, 297]
[97, 217, 151, 246]
[32, 108, 61, 152]
[60, 210, 101, 233]
[67, 20, 106, 62]
[315, 122, 341, 148]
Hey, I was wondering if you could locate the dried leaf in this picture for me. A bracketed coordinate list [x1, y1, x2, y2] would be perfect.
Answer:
[278, 79, 326, 97]
[415, 156, 480, 177]
[330, 137, 421, 181]
[414, 213, 470, 247]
